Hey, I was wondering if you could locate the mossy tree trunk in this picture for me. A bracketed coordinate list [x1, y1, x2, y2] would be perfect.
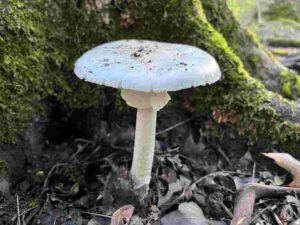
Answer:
[2, 0, 300, 153]
[201, 0, 300, 99]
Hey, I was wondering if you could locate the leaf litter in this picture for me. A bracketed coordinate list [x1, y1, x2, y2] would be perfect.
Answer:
[3, 133, 300, 224]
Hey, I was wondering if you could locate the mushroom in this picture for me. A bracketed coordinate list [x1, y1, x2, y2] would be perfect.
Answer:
[74, 40, 221, 196]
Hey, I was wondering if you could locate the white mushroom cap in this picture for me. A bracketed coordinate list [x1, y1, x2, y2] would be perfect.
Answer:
[74, 40, 221, 93]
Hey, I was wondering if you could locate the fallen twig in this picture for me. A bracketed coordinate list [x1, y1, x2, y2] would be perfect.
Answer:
[22, 205, 40, 225]
[82, 211, 112, 219]
[156, 147, 180, 155]
[189, 171, 249, 189]
[271, 209, 284, 225]
[220, 202, 233, 219]
[249, 205, 277, 224]
[71, 141, 92, 160]
[252, 162, 256, 183]
[20, 205, 39, 217]
[84, 145, 101, 160]
[16, 194, 21, 225]
[216, 147, 232, 166]
[156, 116, 199, 136]
[42, 163, 67, 194]
[111, 144, 132, 153]
[74, 138, 95, 144]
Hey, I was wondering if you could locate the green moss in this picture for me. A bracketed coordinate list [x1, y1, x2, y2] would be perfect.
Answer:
[282, 83, 293, 98]
[0, 0, 104, 142]
[0, 0, 46, 142]
[28, 200, 39, 208]
[279, 70, 300, 99]
[296, 77, 300, 92]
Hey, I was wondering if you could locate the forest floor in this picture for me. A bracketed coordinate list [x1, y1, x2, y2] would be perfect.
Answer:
[2, 110, 300, 225]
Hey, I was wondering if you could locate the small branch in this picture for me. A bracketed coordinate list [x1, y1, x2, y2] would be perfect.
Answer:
[74, 138, 94, 144]
[249, 205, 277, 224]
[16, 194, 21, 225]
[111, 144, 133, 153]
[20, 205, 39, 217]
[271, 210, 284, 225]
[82, 211, 112, 219]
[220, 202, 233, 219]
[70, 141, 91, 160]
[231, 183, 300, 225]
[189, 171, 249, 189]
[156, 147, 180, 155]
[42, 163, 67, 194]
[252, 163, 256, 183]
[22, 205, 40, 225]
[84, 145, 102, 160]
[156, 116, 199, 136]
[216, 147, 232, 166]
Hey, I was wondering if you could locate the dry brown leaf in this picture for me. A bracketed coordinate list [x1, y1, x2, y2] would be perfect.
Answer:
[110, 205, 134, 225]
[263, 153, 300, 187]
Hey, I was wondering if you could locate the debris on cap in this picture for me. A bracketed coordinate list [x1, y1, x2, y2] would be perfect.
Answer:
[74, 39, 221, 92]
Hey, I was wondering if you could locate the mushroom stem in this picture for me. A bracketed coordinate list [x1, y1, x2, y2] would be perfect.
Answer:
[121, 89, 170, 195]
[131, 107, 157, 189]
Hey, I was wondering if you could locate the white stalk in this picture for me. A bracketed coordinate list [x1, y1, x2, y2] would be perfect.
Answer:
[130, 107, 157, 188]
[121, 89, 170, 192]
